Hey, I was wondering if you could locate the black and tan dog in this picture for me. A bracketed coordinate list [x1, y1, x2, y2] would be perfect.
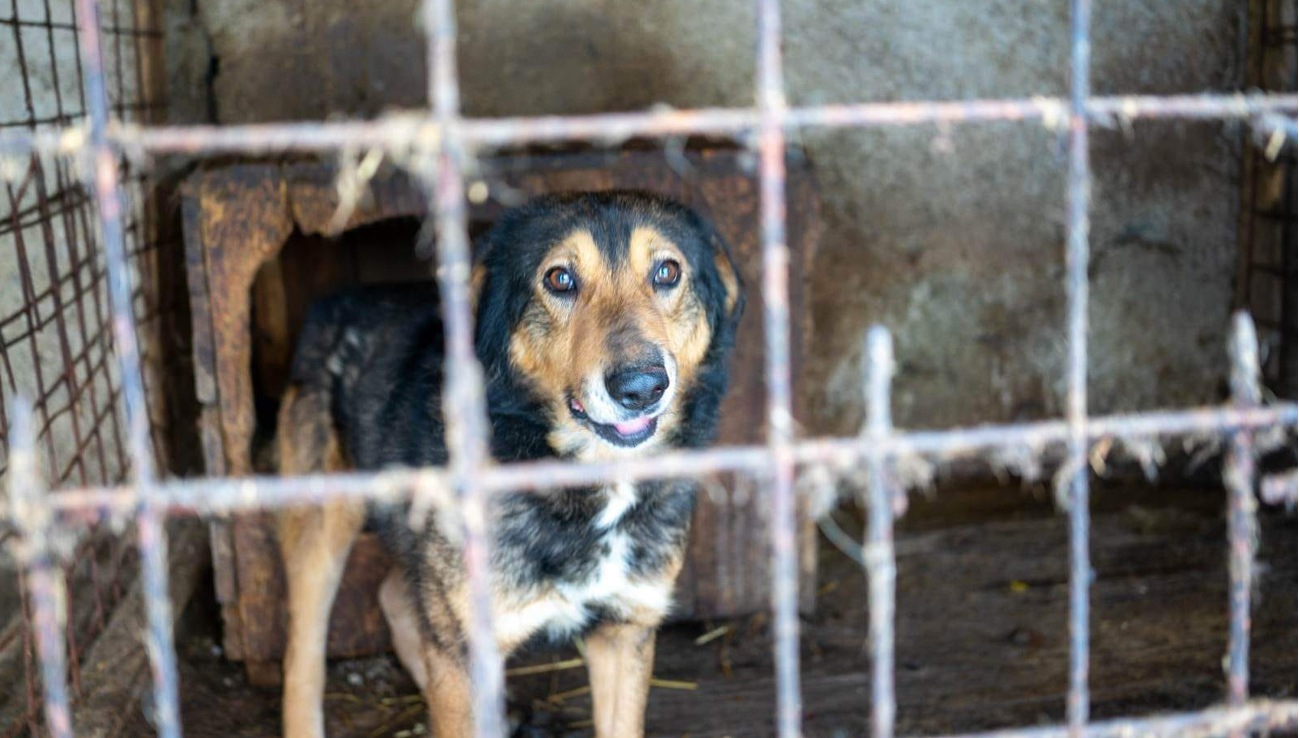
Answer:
[275, 191, 743, 738]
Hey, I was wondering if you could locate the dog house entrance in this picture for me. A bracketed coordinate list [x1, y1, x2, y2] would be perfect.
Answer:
[250, 216, 444, 444]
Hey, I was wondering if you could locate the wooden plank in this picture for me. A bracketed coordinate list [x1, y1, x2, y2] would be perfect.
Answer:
[181, 187, 218, 411]
[191, 168, 297, 672]
[183, 178, 243, 662]
[197, 166, 294, 476]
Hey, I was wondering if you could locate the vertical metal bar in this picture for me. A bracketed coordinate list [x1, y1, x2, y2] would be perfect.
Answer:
[1064, 0, 1093, 733]
[71, 1, 182, 736]
[9, 399, 74, 738]
[753, 0, 800, 732]
[863, 327, 897, 738]
[756, 0, 801, 736]
[423, 0, 504, 736]
[1225, 312, 1261, 707]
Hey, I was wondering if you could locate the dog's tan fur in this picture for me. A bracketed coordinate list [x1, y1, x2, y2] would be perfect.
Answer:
[276, 387, 365, 738]
[509, 227, 714, 461]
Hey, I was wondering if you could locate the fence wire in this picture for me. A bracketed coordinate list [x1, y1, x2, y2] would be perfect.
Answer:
[1, 0, 169, 734]
[1, 0, 1297, 737]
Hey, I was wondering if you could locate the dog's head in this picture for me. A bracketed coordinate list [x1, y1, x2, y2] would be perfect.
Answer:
[473, 191, 744, 461]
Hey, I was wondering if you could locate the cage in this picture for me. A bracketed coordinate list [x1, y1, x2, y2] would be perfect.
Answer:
[0, 0, 1296, 737]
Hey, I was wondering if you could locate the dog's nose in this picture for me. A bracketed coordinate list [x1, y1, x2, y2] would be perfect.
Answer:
[605, 366, 669, 411]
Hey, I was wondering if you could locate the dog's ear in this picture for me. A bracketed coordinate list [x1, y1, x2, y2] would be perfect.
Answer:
[710, 230, 745, 340]
[470, 229, 503, 363]
[469, 224, 498, 318]
[469, 261, 487, 314]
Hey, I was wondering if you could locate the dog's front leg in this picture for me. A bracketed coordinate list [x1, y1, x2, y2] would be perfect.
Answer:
[585, 621, 657, 738]
[421, 644, 474, 738]
[279, 500, 365, 738]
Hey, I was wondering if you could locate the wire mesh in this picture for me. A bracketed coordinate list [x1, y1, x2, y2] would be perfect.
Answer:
[1238, 0, 1298, 400]
[0, 1, 1296, 738]
[1, 0, 168, 734]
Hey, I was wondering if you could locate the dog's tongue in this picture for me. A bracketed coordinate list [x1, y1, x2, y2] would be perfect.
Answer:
[613, 416, 652, 436]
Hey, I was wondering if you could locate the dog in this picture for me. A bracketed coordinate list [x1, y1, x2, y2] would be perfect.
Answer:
[275, 191, 744, 738]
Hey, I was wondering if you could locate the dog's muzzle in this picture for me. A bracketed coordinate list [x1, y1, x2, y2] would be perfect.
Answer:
[569, 356, 675, 448]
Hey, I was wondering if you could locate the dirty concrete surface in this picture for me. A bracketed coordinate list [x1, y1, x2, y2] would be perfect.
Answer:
[119, 482, 1298, 737]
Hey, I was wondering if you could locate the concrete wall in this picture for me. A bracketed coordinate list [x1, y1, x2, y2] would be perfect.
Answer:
[1, 0, 161, 489]
[165, 0, 1249, 434]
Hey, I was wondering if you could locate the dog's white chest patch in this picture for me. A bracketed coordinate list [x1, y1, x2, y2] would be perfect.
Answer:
[594, 481, 637, 529]
[495, 485, 672, 643]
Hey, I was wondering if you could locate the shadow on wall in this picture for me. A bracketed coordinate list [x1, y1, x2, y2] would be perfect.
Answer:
[456, 1, 753, 117]
[170, 0, 751, 123]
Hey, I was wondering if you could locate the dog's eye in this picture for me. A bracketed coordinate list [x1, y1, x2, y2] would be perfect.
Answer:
[545, 266, 576, 294]
[653, 260, 681, 288]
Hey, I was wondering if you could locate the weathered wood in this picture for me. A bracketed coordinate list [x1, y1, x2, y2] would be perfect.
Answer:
[196, 166, 295, 477]
[183, 149, 822, 664]
[72, 519, 209, 738]
[183, 183, 246, 664]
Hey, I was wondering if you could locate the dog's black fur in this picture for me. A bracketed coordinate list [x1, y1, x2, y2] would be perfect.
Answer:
[283, 191, 744, 653]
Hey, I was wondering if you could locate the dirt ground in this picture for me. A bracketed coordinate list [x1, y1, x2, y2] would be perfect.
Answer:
[114, 480, 1296, 738]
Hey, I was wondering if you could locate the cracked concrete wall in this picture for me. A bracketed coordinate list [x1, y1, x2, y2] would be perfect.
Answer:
[164, 0, 1249, 433]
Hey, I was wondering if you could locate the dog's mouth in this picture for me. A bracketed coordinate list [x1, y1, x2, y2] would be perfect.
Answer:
[568, 398, 659, 448]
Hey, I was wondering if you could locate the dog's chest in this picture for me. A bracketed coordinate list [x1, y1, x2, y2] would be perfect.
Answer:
[494, 483, 671, 643]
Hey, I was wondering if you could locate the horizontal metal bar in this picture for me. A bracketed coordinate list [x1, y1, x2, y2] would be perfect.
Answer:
[928, 699, 1296, 738]
[38, 403, 1298, 520]
[1, 93, 1293, 157]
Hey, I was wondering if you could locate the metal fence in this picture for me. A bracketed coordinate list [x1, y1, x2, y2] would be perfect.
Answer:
[0, 0, 169, 733]
[1238, 0, 1298, 400]
[1, 0, 1298, 737]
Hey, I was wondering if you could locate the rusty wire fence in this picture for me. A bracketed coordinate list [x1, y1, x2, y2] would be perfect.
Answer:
[0, 0, 171, 734]
[0, 0, 1297, 736]
[1238, 0, 1298, 401]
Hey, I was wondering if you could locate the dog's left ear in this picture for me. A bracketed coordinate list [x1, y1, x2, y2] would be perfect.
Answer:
[710, 229, 745, 338]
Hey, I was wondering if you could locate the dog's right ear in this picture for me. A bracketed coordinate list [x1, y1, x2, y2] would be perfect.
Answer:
[468, 225, 497, 317]
[469, 227, 513, 373]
